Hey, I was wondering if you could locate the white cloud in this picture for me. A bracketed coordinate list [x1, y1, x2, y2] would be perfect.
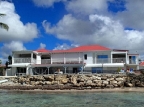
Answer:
[0, 1, 38, 42]
[53, 43, 78, 50]
[39, 43, 46, 49]
[43, 14, 144, 57]
[109, 0, 144, 30]
[66, 0, 108, 15]
[0, 41, 26, 59]
[32, 0, 66, 7]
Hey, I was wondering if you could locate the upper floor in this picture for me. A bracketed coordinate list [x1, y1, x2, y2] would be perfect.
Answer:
[11, 45, 139, 65]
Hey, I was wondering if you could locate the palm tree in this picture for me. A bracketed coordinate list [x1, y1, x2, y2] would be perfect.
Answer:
[0, 13, 9, 31]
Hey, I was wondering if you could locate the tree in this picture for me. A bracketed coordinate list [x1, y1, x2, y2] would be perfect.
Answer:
[0, 13, 9, 31]
[8, 55, 12, 64]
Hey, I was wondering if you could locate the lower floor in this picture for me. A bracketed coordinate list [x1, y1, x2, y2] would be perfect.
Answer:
[5, 63, 139, 76]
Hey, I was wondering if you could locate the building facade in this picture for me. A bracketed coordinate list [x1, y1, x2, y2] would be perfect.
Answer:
[6, 45, 139, 76]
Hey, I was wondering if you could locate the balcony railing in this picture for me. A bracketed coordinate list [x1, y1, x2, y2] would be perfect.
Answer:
[41, 59, 51, 64]
[97, 58, 126, 63]
[129, 59, 137, 64]
[112, 58, 126, 63]
[41, 58, 83, 64]
[14, 58, 31, 63]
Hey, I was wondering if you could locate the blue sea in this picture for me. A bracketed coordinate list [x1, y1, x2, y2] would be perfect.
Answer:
[0, 90, 144, 107]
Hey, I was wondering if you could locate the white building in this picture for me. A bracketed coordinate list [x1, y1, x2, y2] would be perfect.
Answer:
[6, 45, 139, 76]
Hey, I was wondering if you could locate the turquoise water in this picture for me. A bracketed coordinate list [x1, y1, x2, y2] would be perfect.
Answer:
[0, 90, 144, 107]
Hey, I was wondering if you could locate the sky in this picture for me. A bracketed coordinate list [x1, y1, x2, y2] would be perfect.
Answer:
[0, 0, 144, 63]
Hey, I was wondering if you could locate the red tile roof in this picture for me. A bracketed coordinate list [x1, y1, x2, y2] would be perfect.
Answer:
[140, 62, 144, 66]
[35, 49, 50, 52]
[67, 45, 110, 52]
[35, 45, 111, 53]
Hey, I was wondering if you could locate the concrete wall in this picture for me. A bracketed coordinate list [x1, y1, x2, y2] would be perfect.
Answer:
[36, 54, 41, 64]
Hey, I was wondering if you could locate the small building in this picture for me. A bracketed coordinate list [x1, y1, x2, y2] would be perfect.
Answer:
[6, 44, 139, 76]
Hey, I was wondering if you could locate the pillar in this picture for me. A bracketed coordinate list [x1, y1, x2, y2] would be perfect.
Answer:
[47, 67, 50, 74]
[63, 66, 67, 74]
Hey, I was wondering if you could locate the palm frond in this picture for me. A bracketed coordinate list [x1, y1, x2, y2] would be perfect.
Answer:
[0, 22, 9, 31]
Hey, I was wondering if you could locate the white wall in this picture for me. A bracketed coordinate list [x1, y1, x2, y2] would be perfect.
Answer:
[36, 54, 41, 64]
[83, 51, 111, 64]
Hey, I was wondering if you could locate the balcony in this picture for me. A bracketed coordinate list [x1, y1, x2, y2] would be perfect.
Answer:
[41, 59, 51, 64]
[14, 58, 36, 63]
[112, 58, 126, 63]
[96, 58, 126, 63]
[129, 59, 137, 64]
[14, 58, 31, 63]
[41, 58, 83, 64]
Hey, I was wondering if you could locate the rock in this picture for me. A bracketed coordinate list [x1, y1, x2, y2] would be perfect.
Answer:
[45, 81, 52, 85]
[110, 81, 117, 85]
[117, 81, 124, 87]
[106, 85, 114, 88]
[52, 81, 59, 85]
[85, 80, 93, 86]
[125, 82, 133, 87]
[103, 81, 109, 85]
[101, 77, 107, 80]
[115, 78, 124, 81]
[109, 78, 114, 81]
[70, 77, 77, 85]
[43, 75, 54, 81]
[61, 78, 68, 84]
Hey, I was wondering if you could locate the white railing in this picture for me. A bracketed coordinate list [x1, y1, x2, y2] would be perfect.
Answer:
[129, 59, 137, 64]
[96, 58, 126, 63]
[14, 58, 31, 63]
[112, 58, 126, 63]
[41, 58, 83, 64]
[65, 58, 82, 64]
[52, 58, 64, 64]
[41, 59, 51, 64]
[14, 58, 36, 63]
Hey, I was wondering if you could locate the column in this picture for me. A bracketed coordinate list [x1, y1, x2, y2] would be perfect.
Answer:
[47, 67, 50, 74]
[111, 53, 113, 63]
[63, 66, 67, 74]
[31, 53, 33, 63]
[51, 54, 52, 64]
[5, 69, 7, 76]
[64, 53, 65, 64]
[79, 52, 80, 63]
[26, 66, 29, 75]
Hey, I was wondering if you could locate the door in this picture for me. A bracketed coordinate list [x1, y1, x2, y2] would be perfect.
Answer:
[92, 67, 103, 73]
[73, 68, 78, 73]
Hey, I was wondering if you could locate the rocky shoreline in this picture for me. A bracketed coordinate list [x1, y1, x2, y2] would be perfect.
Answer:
[0, 72, 144, 90]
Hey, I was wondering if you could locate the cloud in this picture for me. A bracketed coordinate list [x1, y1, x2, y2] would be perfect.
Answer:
[53, 43, 78, 50]
[39, 43, 46, 49]
[43, 13, 144, 57]
[109, 0, 144, 30]
[32, 0, 66, 7]
[0, 41, 26, 59]
[0, 1, 38, 42]
[66, 0, 108, 15]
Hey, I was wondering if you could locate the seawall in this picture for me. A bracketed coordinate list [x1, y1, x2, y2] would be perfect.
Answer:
[0, 72, 144, 90]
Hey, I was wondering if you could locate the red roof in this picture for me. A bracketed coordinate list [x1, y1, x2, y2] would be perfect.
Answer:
[67, 45, 110, 52]
[140, 62, 144, 66]
[35, 45, 111, 53]
[35, 49, 50, 52]
[52, 45, 110, 53]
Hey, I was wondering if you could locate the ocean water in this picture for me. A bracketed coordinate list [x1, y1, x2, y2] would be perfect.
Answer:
[0, 90, 144, 107]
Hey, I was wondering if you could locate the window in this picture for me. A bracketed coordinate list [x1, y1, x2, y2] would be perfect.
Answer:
[97, 55, 108, 63]
[84, 54, 87, 60]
